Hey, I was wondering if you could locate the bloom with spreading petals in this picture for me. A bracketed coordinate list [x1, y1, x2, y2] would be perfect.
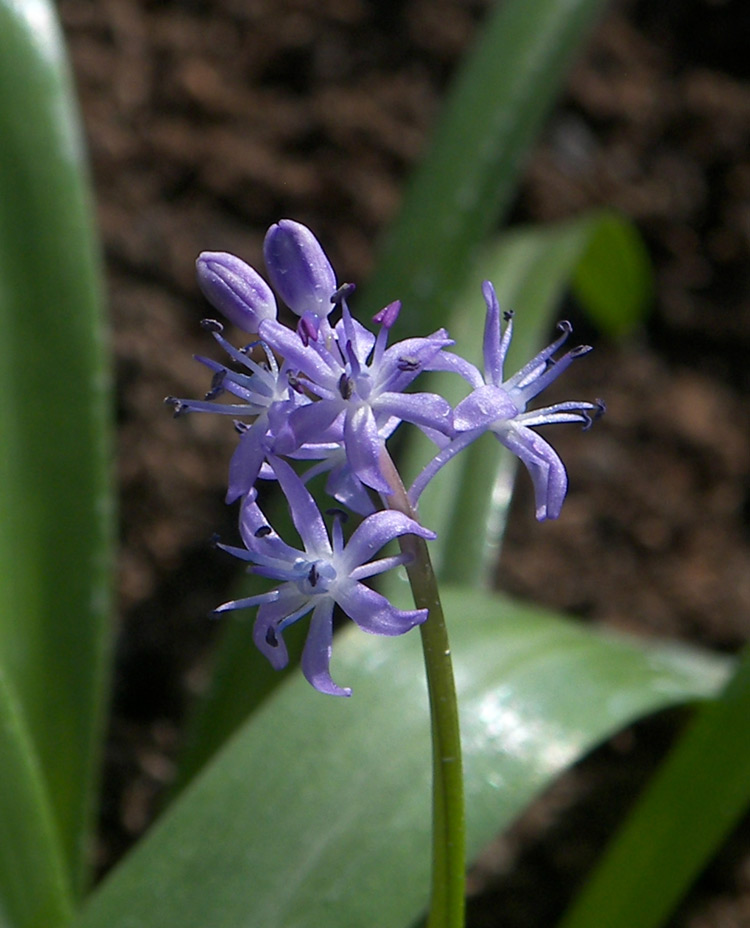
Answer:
[165, 320, 309, 502]
[259, 295, 454, 494]
[411, 281, 603, 520]
[214, 457, 434, 696]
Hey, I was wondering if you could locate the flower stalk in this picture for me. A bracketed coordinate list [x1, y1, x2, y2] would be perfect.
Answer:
[380, 451, 465, 928]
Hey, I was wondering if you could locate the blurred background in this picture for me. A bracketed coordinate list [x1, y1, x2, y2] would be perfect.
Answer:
[57, 0, 750, 924]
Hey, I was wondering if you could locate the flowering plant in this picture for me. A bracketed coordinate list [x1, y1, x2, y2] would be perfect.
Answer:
[0, 4, 742, 928]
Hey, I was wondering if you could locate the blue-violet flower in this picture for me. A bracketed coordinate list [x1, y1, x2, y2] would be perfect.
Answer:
[214, 456, 434, 696]
[411, 281, 603, 520]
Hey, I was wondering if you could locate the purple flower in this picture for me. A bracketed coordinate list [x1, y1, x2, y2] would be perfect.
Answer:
[164, 320, 308, 502]
[411, 281, 603, 520]
[214, 457, 434, 696]
[259, 296, 454, 494]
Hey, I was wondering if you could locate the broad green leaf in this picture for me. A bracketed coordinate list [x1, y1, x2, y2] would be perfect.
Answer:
[559, 644, 750, 928]
[75, 589, 729, 928]
[359, 0, 609, 327]
[0, 663, 73, 928]
[0, 0, 113, 894]
[572, 210, 653, 338]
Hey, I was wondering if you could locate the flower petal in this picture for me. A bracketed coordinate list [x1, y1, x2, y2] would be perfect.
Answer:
[226, 420, 268, 503]
[375, 391, 453, 437]
[301, 601, 351, 696]
[269, 456, 332, 555]
[343, 405, 392, 494]
[453, 384, 518, 432]
[336, 581, 428, 636]
[496, 423, 568, 521]
[340, 509, 435, 574]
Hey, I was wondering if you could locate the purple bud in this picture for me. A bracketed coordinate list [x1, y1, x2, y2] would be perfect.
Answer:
[263, 220, 337, 318]
[197, 252, 277, 334]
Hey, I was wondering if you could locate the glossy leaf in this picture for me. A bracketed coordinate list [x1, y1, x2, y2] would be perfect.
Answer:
[0, 0, 113, 894]
[559, 645, 750, 928]
[75, 588, 729, 928]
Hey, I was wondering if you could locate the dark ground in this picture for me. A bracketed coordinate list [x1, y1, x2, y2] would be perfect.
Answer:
[58, 0, 750, 924]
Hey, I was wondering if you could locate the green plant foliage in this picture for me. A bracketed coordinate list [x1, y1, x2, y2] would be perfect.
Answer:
[0, 665, 73, 928]
[0, 0, 113, 895]
[75, 589, 729, 928]
[559, 645, 750, 928]
[359, 0, 609, 327]
[572, 210, 653, 337]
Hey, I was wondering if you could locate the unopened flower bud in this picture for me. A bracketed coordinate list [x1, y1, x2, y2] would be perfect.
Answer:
[196, 252, 277, 333]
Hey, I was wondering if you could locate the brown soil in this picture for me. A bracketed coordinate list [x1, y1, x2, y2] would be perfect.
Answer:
[58, 0, 750, 925]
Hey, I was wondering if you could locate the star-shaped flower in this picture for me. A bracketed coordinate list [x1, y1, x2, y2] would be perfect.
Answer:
[410, 281, 603, 520]
[214, 456, 435, 696]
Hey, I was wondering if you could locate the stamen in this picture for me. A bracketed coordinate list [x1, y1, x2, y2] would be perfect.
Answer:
[204, 369, 227, 400]
[331, 283, 356, 305]
[503, 310, 514, 322]
[254, 526, 273, 538]
[200, 318, 223, 333]
[570, 345, 593, 358]
[308, 563, 320, 587]
[397, 356, 420, 372]
[233, 420, 250, 434]
[164, 397, 189, 418]
[265, 626, 279, 647]
[338, 373, 353, 399]
[373, 300, 401, 329]
[325, 507, 349, 523]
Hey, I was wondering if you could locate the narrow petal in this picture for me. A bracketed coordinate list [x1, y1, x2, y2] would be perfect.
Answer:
[426, 350, 485, 389]
[340, 509, 435, 574]
[226, 420, 268, 503]
[269, 456, 332, 555]
[407, 429, 480, 505]
[263, 220, 337, 318]
[288, 399, 343, 447]
[258, 319, 336, 385]
[481, 280, 504, 384]
[301, 601, 351, 696]
[496, 424, 568, 521]
[343, 405, 392, 493]
[197, 252, 277, 333]
[375, 391, 453, 437]
[336, 581, 428, 636]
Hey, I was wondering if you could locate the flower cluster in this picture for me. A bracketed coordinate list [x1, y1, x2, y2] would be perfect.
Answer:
[168, 220, 600, 694]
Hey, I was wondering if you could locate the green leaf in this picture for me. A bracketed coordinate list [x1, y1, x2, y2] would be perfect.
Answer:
[0, 0, 113, 895]
[572, 209, 653, 337]
[75, 589, 729, 928]
[0, 663, 73, 928]
[359, 0, 609, 327]
[558, 644, 750, 928]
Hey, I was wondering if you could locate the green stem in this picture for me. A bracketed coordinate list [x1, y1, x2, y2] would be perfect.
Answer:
[380, 451, 465, 928]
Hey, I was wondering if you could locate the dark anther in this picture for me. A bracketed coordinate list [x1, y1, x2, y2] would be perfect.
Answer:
[288, 372, 306, 395]
[338, 373, 353, 400]
[200, 318, 223, 333]
[209, 532, 221, 548]
[397, 356, 420, 372]
[265, 627, 279, 647]
[581, 411, 593, 432]
[570, 345, 593, 358]
[503, 309, 515, 322]
[204, 369, 227, 400]
[239, 340, 261, 355]
[331, 283, 356, 305]
[594, 398, 606, 418]
[308, 563, 320, 587]
[326, 507, 349, 523]
[233, 420, 250, 434]
[556, 320, 573, 335]
[164, 397, 188, 418]
[254, 525, 273, 538]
